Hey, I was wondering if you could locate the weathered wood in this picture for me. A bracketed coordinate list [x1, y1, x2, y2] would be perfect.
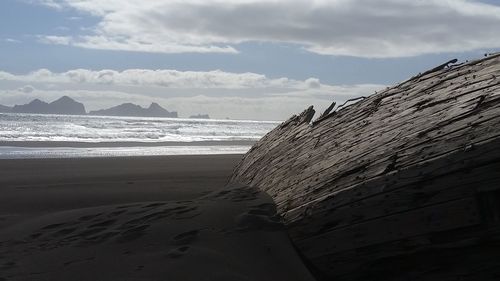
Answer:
[230, 53, 500, 280]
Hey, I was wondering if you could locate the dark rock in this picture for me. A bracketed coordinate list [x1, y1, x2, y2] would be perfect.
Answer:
[189, 114, 210, 119]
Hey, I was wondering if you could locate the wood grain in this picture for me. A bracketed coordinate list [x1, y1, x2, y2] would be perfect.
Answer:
[231, 53, 500, 280]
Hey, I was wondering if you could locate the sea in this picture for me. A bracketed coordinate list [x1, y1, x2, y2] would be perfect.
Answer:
[0, 113, 280, 159]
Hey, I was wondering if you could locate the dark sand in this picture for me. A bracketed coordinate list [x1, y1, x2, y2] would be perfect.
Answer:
[0, 155, 315, 281]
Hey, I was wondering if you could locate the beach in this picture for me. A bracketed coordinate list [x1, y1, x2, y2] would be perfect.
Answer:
[0, 155, 315, 281]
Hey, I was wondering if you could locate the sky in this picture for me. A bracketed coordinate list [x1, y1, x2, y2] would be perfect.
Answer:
[0, 0, 499, 120]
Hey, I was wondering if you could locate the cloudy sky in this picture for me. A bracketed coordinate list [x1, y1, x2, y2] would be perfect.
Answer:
[0, 0, 499, 120]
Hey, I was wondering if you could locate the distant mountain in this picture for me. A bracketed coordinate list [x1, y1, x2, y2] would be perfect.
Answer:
[12, 99, 50, 114]
[89, 102, 177, 118]
[11, 96, 86, 115]
[48, 96, 86, 115]
[1, 97, 177, 118]
[147, 102, 178, 118]
[189, 114, 210, 119]
[0, 104, 12, 113]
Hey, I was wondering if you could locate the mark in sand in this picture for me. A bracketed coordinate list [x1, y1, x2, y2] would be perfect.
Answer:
[172, 229, 200, 245]
[166, 246, 190, 259]
[116, 225, 150, 243]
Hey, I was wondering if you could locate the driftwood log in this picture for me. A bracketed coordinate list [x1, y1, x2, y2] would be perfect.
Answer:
[230, 53, 500, 280]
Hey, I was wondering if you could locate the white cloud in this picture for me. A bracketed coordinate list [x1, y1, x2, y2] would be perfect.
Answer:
[0, 68, 328, 89]
[4, 38, 21, 43]
[38, 35, 72, 45]
[0, 68, 383, 120]
[54, 26, 70, 31]
[29, 0, 63, 9]
[305, 78, 321, 89]
[39, 35, 238, 54]
[36, 0, 500, 57]
[18, 85, 35, 93]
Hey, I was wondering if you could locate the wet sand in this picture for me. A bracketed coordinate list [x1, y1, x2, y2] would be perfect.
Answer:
[0, 140, 256, 148]
[0, 155, 315, 281]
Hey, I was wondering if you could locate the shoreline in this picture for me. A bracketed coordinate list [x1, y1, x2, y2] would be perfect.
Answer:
[0, 153, 245, 163]
[0, 141, 254, 159]
[0, 140, 256, 148]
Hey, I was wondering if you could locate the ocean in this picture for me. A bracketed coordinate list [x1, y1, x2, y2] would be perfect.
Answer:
[0, 113, 280, 158]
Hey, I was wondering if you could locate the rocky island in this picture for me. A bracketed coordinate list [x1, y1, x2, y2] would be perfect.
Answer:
[7, 96, 87, 115]
[0, 98, 178, 118]
[0, 104, 12, 113]
[189, 114, 210, 119]
[88, 102, 177, 118]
